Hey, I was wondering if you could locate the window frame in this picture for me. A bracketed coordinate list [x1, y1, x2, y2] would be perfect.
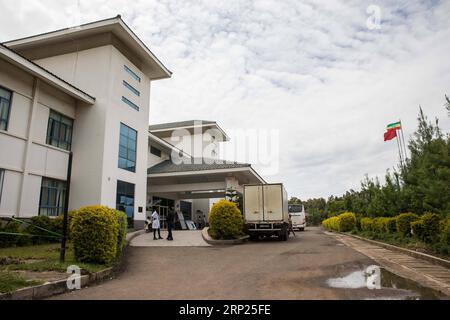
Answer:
[0, 86, 13, 132]
[46, 110, 74, 151]
[118, 123, 138, 173]
[123, 80, 140, 97]
[116, 180, 135, 226]
[38, 177, 67, 217]
[0, 169, 4, 205]
[122, 96, 140, 112]
[124, 65, 141, 83]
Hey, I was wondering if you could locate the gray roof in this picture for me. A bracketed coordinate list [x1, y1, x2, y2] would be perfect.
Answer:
[149, 120, 216, 132]
[148, 159, 251, 175]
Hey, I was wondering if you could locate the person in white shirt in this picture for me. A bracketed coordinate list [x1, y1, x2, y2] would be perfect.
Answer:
[152, 207, 163, 240]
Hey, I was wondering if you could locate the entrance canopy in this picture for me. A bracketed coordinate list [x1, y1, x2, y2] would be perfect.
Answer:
[148, 159, 265, 200]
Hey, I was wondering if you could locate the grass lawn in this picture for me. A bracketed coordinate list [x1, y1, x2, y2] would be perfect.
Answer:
[0, 243, 112, 294]
[0, 273, 42, 294]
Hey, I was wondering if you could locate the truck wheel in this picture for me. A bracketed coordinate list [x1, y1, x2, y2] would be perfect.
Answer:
[283, 228, 289, 241]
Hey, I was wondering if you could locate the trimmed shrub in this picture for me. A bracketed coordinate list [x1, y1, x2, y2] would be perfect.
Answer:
[338, 212, 356, 232]
[396, 213, 419, 237]
[385, 218, 397, 233]
[372, 218, 386, 233]
[209, 200, 244, 240]
[412, 213, 441, 243]
[360, 218, 374, 232]
[0, 221, 22, 248]
[115, 210, 128, 257]
[322, 216, 340, 231]
[441, 218, 450, 246]
[25, 216, 60, 245]
[70, 206, 119, 264]
[322, 212, 356, 232]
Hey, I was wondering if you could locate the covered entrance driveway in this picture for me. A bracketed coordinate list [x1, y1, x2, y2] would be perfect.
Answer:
[147, 159, 265, 229]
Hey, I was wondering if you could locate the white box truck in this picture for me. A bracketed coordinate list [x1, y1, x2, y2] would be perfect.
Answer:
[243, 183, 290, 241]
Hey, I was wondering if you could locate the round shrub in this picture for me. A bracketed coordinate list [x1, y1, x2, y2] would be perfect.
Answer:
[70, 206, 119, 264]
[412, 213, 441, 243]
[441, 218, 450, 245]
[337, 212, 356, 232]
[115, 210, 128, 257]
[372, 217, 386, 233]
[396, 213, 419, 237]
[385, 218, 397, 233]
[360, 218, 374, 232]
[322, 216, 340, 231]
[209, 200, 244, 240]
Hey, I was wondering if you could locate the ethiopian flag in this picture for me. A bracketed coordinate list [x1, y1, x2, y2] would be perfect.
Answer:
[387, 121, 401, 131]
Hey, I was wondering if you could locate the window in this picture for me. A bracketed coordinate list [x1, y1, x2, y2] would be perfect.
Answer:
[116, 180, 135, 226]
[0, 169, 4, 204]
[124, 65, 141, 82]
[123, 81, 140, 97]
[0, 87, 12, 131]
[122, 96, 139, 111]
[39, 178, 67, 217]
[150, 146, 162, 158]
[119, 123, 137, 172]
[46, 110, 74, 151]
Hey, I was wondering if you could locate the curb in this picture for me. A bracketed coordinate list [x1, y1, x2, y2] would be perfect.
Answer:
[0, 267, 114, 301]
[201, 228, 250, 245]
[126, 230, 145, 243]
[329, 230, 450, 269]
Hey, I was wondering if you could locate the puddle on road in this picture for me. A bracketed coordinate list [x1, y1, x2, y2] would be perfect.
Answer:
[327, 267, 447, 300]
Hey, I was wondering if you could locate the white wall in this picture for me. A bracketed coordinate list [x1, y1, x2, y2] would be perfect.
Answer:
[0, 57, 77, 217]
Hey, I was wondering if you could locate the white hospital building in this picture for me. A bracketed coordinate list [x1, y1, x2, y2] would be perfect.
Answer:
[0, 16, 264, 229]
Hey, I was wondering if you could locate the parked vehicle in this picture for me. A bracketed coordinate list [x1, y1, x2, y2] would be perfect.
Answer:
[289, 204, 306, 231]
[243, 183, 290, 241]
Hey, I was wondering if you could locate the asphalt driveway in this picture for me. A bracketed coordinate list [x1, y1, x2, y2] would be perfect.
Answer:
[52, 227, 427, 300]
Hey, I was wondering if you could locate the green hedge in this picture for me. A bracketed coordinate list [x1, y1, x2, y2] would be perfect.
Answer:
[441, 218, 450, 246]
[396, 213, 419, 236]
[411, 213, 441, 243]
[385, 218, 397, 233]
[209, 200, 244, 240]
[115, 210, 128, 258]
[322, 212, 356, 232]
[70, 206, 119, 264]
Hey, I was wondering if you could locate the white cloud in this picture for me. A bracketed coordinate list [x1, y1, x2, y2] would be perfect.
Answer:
[1, 0, 449, 199]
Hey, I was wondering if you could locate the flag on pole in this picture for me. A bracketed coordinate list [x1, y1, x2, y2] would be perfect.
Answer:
[384, 128, 397, 141]
[387, 121, 401, 131]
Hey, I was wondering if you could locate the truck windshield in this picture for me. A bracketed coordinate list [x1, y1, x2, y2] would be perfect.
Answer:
[288, 205, 302, 213]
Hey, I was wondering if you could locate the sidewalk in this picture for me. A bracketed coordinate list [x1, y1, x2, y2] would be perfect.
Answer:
[330, 232, 450, 296]
[130, 230, 210, 247]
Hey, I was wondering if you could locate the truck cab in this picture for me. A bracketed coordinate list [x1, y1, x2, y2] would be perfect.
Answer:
[289, 204, 306, 231]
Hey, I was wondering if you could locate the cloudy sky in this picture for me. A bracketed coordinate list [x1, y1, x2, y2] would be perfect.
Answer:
[1, 0, 449, 199]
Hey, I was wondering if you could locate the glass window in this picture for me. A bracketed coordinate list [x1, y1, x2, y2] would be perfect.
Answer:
[118, 123, 137, 172]
[46, 110, 74, 151]
[123, 80, 140, 97]
[0, 169, 4, 204]
[0, 87, 12, 131]
[150, 146, 162, 158]
[39, 178, 67, 217]
[124, 65, 141, 82]
[122, 96, 139, 111]
[116, 180, 135, 227]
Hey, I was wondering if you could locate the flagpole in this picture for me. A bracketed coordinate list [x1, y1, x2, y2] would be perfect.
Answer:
[395, 133, 404, 168]
[399, 119, 407, 161]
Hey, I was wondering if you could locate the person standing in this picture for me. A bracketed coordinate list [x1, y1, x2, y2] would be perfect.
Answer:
[167, 207, 175, 241]
[152, 207, 163, 240]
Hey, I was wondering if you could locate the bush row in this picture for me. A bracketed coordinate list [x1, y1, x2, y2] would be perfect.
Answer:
[323, 211, 449, 246]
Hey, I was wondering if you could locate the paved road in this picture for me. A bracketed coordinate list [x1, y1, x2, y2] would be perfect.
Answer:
[53, 227, 430, 300]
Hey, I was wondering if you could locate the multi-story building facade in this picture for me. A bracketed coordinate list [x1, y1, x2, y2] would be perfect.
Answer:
[0, 16, 265, 230]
